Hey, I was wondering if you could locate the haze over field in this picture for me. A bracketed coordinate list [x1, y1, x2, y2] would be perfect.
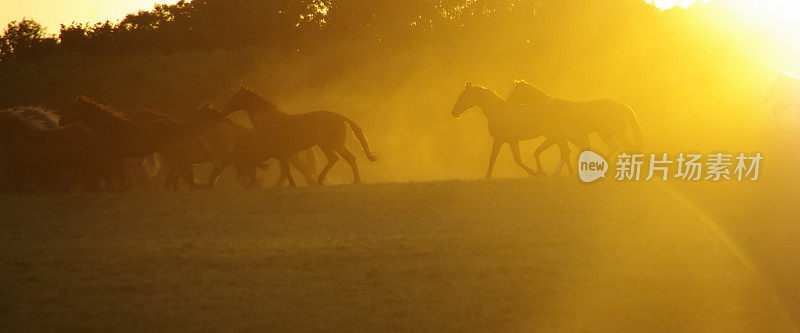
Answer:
[2, 0, 800, 330]
[1, 0, 799, 184]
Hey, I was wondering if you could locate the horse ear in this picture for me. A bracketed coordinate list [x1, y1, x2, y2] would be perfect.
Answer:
[465, 81, 471, 86]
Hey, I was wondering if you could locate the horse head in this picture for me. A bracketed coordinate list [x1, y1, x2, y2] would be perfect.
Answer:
[222, 85, 255, 116]
[451, 81, 484, 118]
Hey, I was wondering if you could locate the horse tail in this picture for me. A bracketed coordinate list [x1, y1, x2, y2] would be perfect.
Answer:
[624, 106, 644, 150]
[340, 116, 378, 161]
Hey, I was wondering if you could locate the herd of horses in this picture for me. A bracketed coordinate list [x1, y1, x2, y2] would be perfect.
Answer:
[0, 86, 377, 192]
[0, 80, 646, 192]
[2, 73, 795, 193]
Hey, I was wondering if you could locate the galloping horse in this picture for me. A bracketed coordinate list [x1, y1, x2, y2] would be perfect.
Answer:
[60, 96, 219, 191]
[222, 86, 377, 186]
[452, 82, 641, 178]
[188, 104, 319, 188]
[506, 80, 643, 174]
[452, 82, 554, 178]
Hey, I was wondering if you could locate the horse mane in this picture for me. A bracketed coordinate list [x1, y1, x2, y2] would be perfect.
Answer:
[238, 86, 283, 114]
[195, 102, 249, 129]
[132, 108, 172, 122]
[468, 83, 505, 101]
[10, 106, 61, 128]
[514, 80, 551, 99]
[0, 110, 47, 133]
[74, 96, 128, 120]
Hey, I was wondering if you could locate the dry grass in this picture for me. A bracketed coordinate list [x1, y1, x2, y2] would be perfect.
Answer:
[0, 178, 797, 331]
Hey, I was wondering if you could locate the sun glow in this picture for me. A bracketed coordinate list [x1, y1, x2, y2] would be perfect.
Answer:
[647, 0, 707, 10]
[721, 0, 800, 73]
[645, 0, 800, 72]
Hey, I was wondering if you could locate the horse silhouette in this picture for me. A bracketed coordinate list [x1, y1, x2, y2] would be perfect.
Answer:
[60, 96, 219, 191]
[187, 104, 319, 188]
[222, 86, 377, 186]
[0, 106, 61, 188]
[452, 81, 642, 179]
[0, 111, 103, 191]
[506, 80, 643, 174]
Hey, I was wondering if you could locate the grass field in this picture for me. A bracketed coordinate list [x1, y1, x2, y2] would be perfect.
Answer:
[1, 178, 799, 331]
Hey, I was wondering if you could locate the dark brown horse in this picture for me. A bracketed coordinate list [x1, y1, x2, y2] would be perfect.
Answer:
[0, 111, 103, 191]
[133, 104, 317, 188]
[222, 86, 377, 186]
[0, 106, 61, 188]
[60, 96, 218, 191]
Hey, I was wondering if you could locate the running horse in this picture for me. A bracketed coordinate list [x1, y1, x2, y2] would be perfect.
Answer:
[60, 96, 220, 190]
[222, 86, 377, 186]
[506, 80, 643, 174]
[451, 82, 642, 179]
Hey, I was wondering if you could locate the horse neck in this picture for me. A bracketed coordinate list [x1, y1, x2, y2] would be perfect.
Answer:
[474, 91, 506, 121]
[244, 98, 287, 128]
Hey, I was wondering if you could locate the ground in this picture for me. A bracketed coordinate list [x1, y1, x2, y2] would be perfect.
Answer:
[0, 178, 798, 331]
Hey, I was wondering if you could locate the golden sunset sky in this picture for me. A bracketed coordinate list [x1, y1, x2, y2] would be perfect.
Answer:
[0, 0, 179, 33]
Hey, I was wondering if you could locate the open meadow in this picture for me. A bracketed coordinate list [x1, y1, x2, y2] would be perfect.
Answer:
[2, 177, 799, 331]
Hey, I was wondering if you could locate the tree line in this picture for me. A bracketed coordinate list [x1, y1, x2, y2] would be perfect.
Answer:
[0, 0, 553, 62]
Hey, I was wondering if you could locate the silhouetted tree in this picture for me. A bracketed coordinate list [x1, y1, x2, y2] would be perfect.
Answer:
[0, 19, 57, 61]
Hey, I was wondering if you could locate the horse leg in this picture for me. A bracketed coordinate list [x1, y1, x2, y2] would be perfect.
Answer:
[486, 139, 502, 180]
[290, 153, 318, 186]
[285, 158, 296, 187]
[553, 141, 571, 176]
[205, 165, 225, 189]
[332, 144, 360, 184]
[509, 141, 537, 176]
[305, 149, 317, 179]
[533, 138, 557, 176]
[275, 157, 295, 187]
[599, 132, 621, 165]
[178, 164, 197, 191]
[317, 144, 339, 186]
